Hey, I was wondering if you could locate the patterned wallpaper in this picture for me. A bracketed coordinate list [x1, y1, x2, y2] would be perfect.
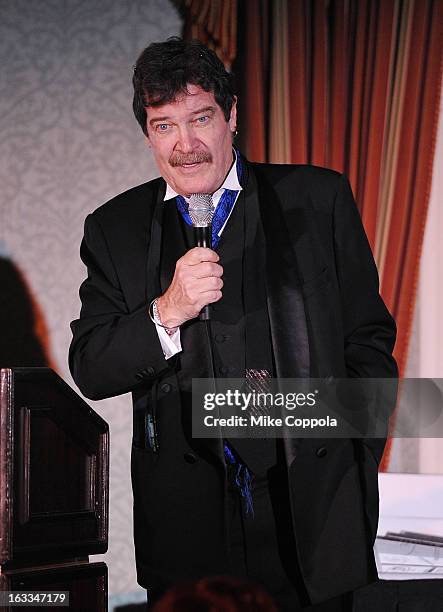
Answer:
[0, 0, 182, 599]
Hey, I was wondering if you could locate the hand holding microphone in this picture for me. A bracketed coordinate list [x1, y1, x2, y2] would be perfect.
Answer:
[156, 193, 222, 327]
[156, 247, 223, 327]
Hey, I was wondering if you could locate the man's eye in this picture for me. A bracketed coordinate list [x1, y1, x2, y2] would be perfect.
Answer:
[195, 115, 209, 124]
[156, 123, 170, 132]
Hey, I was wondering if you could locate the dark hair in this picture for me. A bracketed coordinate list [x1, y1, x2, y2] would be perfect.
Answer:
[152, 575, 278, 612]
[132, 37, 236, 136]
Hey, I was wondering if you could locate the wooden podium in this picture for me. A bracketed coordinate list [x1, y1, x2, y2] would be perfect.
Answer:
[0, 368, 109, 611]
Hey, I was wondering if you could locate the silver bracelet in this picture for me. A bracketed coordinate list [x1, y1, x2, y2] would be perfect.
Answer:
[148, 298, 177, 334]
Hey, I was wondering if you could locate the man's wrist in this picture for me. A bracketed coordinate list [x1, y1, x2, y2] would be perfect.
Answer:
[149, 297, 180, 334]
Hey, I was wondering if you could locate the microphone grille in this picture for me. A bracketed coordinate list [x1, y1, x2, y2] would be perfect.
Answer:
[188, 193, 214, 227]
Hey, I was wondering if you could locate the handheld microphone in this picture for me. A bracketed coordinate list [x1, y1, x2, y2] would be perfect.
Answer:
[188, 193, 214, 321]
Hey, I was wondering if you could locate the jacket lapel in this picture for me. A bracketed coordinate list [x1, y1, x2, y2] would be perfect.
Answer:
[246, 163, 310, 466]
[145, 179, 166, 303]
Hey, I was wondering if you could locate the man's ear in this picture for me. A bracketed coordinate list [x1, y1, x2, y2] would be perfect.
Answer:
[145, 135, 152, 148]
[229, 96, 237, 131]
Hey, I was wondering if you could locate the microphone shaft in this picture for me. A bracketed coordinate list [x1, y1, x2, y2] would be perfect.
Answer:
[194, 225, 212, 320]
[194, 225, 211, 248]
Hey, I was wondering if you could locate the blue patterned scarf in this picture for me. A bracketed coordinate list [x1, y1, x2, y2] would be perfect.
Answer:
[175, 149, 243, 249]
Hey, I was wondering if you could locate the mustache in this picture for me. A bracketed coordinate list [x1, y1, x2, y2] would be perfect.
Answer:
[169, 151, 212, 167]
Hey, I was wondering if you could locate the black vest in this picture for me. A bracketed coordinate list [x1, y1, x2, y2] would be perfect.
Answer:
[160, 189, 277, 472]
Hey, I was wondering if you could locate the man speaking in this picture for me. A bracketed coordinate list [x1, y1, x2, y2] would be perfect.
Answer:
[69, 38, 397, 611]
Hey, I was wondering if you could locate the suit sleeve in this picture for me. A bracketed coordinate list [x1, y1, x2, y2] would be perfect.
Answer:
[69, 213, 175, 400]
[333, 174, 398, 463]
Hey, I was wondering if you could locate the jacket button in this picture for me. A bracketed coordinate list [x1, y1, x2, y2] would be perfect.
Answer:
[160, 383, 171, 394]
[184, 452, 197, 464]
[215, 334, 225, 343]
[219, 366, 228, 375]
[316, 446, 327, 458]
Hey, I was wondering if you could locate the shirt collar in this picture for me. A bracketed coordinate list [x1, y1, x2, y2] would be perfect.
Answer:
[164, 148, 242, 202]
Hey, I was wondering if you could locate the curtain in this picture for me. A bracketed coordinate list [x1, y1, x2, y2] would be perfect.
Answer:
[181, 0, 238, 69]
[183, 0, 443, 470]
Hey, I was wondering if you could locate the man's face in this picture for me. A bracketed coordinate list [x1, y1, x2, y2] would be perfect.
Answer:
[145, 84, 237, 196]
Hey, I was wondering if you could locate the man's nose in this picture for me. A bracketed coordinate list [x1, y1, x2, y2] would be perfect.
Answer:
[176, 125, 197, 153]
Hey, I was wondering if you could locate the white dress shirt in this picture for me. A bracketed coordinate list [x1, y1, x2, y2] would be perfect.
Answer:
[155, 150, 242, 359]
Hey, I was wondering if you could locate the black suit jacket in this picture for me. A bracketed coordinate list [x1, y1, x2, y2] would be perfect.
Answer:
[69, 159, 397, 603]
